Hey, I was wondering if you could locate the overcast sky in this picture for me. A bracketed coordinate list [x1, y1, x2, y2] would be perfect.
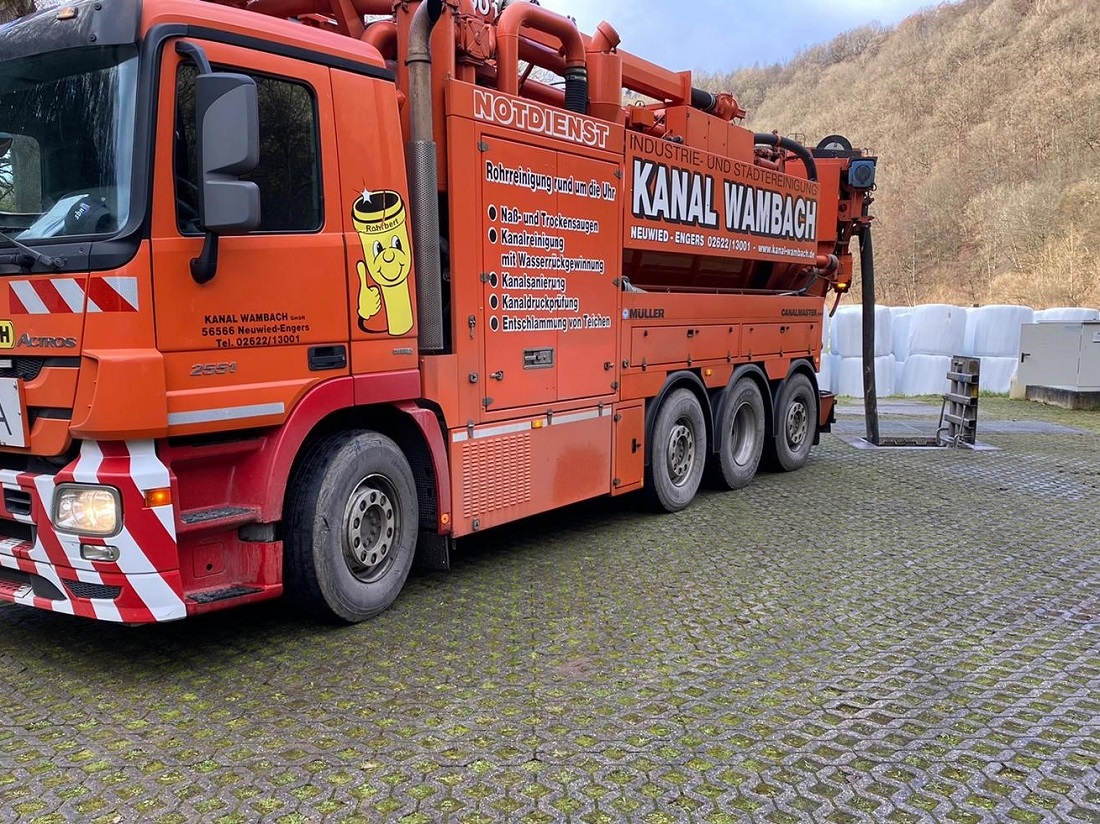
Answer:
[544, 0, 938, 73]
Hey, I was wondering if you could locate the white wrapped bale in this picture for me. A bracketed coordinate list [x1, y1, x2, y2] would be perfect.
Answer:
[881, 354, 898, 397]
[830, 306, 860, 357]
[830, 305, 892, 358]
[897, 354, 952, 396]
[970, 305, 1035, 357]
[816, 353, 835, 394]
[908, 304, 967, 356]
[978, 356, 1019, 394]
[892, 311, 912, 362]
[834, 355, 895, 398]
[963, 306, 979, 356]
[821, 310, 832, 353]
[1035, 307, 1100, 322]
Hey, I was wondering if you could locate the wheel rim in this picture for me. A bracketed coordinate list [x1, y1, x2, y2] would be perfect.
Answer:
[785, 398, 809, 450]
[730, 401, 758, 467]
[342, 473, 400, 583]
[666, 418, 697, 487]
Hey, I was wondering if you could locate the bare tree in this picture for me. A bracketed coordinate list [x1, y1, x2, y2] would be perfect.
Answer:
[0, 0, 35, 25]
[734, 0, 1100, 308]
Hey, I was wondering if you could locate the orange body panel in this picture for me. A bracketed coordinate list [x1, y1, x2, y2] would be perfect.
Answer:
[0, 0, 872, 622]
[448, 407, 613, 537]
[611, 401, 645, 494]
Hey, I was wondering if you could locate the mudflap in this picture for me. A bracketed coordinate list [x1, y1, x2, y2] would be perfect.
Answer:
[816, 390, 837, 442]
[414, 529, 452, 572]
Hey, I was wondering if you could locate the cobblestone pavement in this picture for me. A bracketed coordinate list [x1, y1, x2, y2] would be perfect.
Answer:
[1, 399, 1098, 823]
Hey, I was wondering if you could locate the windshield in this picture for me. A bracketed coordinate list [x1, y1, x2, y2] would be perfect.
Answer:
[0, 45, 137, 242]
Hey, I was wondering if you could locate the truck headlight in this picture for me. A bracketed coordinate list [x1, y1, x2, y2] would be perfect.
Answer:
[53, 484, 122, 537]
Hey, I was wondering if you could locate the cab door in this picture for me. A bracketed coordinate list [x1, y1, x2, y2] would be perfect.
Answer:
[149, 38, 348, 435]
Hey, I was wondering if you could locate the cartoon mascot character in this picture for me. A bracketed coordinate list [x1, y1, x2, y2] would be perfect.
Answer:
[352, 189, 414, 336]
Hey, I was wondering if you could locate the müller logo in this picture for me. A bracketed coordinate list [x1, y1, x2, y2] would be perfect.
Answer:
[473, 89, 610, 150]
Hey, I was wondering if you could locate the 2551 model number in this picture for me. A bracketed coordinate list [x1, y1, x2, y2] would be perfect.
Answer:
[190, 362, 238, 377]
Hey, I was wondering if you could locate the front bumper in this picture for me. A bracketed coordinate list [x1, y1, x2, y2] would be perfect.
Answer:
[0, 440, 188, 623]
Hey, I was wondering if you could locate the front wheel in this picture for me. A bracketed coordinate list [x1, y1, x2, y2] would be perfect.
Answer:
[767, 373, 818, 472]
[284, 431, 419, 623]
[645, 388, 707, 513]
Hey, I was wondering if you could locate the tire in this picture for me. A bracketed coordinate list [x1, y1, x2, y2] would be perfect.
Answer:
[284, 431, 418, 623]
[710, 377, 765, 490]
[768, 373, 818, 472]
[645, 388, 707, 513]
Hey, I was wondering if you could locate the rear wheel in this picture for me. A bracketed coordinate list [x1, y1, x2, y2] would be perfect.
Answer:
[711, 377, 765, 489]
[285, 431, 418, 623]
[768, 373, 817, 472]
[645, 388, 707, 512]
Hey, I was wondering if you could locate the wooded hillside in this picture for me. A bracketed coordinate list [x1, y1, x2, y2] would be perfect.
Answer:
[697, 0, 1100, 308]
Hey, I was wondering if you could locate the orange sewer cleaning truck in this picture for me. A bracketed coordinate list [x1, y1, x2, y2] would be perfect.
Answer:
[0, 0, 875, 623]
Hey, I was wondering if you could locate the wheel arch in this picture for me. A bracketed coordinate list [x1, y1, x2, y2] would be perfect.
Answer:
[644, 370, 713, 467]
[239, 377, 449, 536]
[282, 403, 449, 542]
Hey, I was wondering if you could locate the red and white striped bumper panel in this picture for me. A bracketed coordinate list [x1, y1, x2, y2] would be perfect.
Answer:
[0, 440, 186, 623]
[7, 276, 139, 314]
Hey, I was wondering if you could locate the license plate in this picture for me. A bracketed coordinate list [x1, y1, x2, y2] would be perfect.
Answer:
[0, 377, 27, 448]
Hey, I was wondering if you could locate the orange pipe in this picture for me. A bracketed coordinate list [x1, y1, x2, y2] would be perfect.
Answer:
[517, 38, 566, 75]
[246, 0, 391, 18]
[475, 64, 567, 108]
[349, 0, 394, 13]
[362, 19, 397, 59]
[496, 3, 585, 97]
[520, 78, 566, 107]
[588, 20, 618, 53]
[525, 24, 692, 105]
[245, 0, 329, 17]
[586, 21, 622, 123]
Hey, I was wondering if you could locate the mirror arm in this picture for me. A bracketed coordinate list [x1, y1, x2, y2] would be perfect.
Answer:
[177, 42, 222, 286]
[177, 40, 218, 284]
[175, 41, 212, 73]
[191, 234, 218, 284]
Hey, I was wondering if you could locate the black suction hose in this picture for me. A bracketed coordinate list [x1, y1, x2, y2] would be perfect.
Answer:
[753, 132, 818, 182]
[859, 225, 880, 445]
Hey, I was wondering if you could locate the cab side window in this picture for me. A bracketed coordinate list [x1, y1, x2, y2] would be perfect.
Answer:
[175, 63, 322, 234]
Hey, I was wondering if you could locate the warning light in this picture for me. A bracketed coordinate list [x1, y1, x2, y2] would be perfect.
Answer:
[704, 368, 713, 377]
[531, 419, 544, 429]
[440, 513, 451, 526]
[144, 488, 172, 508]
[835, 282, 850, 293]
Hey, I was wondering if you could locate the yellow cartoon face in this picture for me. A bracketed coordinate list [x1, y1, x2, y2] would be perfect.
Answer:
[352, 190, 414, 336]
[366, 227, 411, 287]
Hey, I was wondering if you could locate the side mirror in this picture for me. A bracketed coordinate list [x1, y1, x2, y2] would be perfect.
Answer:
[195, 72, 260, 234]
